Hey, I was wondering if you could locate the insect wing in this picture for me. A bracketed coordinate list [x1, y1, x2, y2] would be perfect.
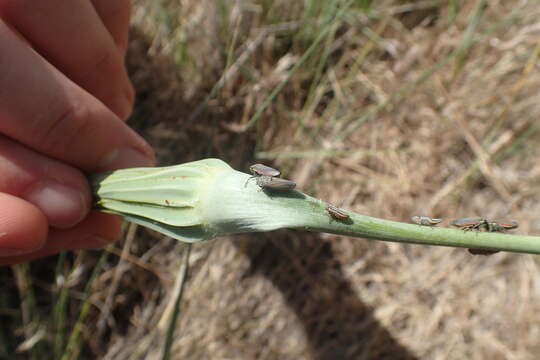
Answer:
[451, 217, 485, 228]
[249, 164, 281, 177]
[256, 176, 296, 190]
[496, 220, 518, 230]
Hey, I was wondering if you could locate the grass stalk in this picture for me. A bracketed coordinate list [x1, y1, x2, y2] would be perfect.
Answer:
[245, 0, 355, 129]
[161, 244, 191, 360]
[52, 252, 69, 359]
[61, 250, 109, 360]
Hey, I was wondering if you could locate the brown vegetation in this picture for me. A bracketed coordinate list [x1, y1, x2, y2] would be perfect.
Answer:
[5, 1, 540, 359]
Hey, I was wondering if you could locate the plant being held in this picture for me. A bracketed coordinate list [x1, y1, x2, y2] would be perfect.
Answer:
[91, 158, 540, 255]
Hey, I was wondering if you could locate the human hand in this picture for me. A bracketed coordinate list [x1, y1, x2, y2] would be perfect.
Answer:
[0, 0, 155, 264]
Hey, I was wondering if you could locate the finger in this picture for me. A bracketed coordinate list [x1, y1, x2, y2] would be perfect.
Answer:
[0, 135, 91, 229]
[0, 20, 154, 172]
[91, 0, 131, 55]
[0, 0, 133, 119]
[0, 212, 122, 266]
[0, 193, 48, 257]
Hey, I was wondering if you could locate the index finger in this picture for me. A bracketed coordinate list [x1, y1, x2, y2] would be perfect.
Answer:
[0, 20, 154, 172]
[91, 0, 131, 54]
[0, 0, 133, 119]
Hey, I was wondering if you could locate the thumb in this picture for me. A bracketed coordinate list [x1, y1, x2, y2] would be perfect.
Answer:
[0, 193, 47, 256]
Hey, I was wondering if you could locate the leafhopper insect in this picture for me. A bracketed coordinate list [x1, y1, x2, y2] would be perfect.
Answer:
[451, 217, 488, 231]
[245, 163, 282, 187]
[249, 164, 281, 177]
[452, 217, 519, 256]
[255, 176, 296, 191]
[411, 216, 442, 226]
[326, 204, 350, 220]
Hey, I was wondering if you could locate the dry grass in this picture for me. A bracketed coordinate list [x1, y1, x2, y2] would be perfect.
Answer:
[4, 0, 540, 359]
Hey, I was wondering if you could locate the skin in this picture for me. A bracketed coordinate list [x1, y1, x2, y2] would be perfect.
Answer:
[0, 1, 155, 264]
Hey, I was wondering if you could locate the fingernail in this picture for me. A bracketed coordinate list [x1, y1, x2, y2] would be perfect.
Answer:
[99, 147, 155, 170]
[24, 182, 88, 229]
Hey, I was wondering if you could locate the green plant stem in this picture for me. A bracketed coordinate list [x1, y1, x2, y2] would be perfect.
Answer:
[247, 190, 540, 255]
[224, 170, 540, 255]
[92, 162, 540, 255]
[304, 209, 540, 255]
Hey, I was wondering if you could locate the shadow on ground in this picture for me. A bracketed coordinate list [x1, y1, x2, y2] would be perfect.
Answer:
[239, 231, 417, 360]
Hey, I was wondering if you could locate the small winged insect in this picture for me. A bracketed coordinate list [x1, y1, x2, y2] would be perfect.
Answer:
[249, 164, 281, 177]
[470, 220, 519, 255]
[411, 216, 442, 226]
[452, 218, 519, 256]
[451, 217, 488, 231]
[256, 176, 296, 191]
[485, 220, 518, 232]
[245, 163, 281, 187]
[326, 204, 350, 220]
